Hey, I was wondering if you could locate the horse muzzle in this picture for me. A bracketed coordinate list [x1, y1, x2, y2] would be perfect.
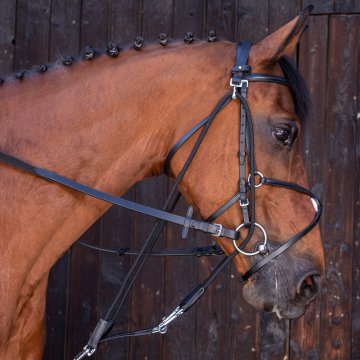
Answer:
[241, 251, 323, 319]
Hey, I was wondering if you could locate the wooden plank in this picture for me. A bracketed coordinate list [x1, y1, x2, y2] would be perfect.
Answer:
[334, 0, 360, 13]
[352, 14, 360, 360]
[127, 178, 167, 360]
[269, 1, 300, 33]
[290, 15, 329, 360]
[97, 191, 134, 360]
[80, 0, 110, 49]
[13, 0, 51, 71]
[65, 223, 102, 359]
[319, 14, 358, 360]
[302, 0, 334, 14]
[49, 0, 81, 57]
[163, 196, 197, 360]
[142, 0, 174, 39]
[110, 0, 142, 43]
[206, 0, 237, 41]
[173, 0, 206, 38]
[236, 0, 269, 43]
[0, 0, 16, 74]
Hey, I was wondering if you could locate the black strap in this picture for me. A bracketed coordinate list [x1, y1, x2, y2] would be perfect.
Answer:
[241, 177, 322, 280]
[0, 151, 238, 240]
[77, 241, 224, 257]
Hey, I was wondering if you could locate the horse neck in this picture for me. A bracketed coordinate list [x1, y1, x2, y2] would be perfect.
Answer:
[0, 41, 235, 269]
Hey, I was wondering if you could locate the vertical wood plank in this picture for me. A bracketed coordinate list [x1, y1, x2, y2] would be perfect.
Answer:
[320, 14, 358, 360]
[352, 19, 360, 357]
[13, 0, 51, 71]
[290, 15, 329, 360]
[81, 0, 110, 49]
[269, 1, 300, 33]
[66, 224, 102, 359]
[173, 0, 206, 38]
[128, 179, 167, 360]
[0, 0, 16, 74]
[301, 0, 334, 14]
[142, 0, 174, 39]
[334, 0, 360, 13]
[206, 0, 237, 41]
[49, 0, 82, 57]
[236, 0, 269, 43]
[97, 192, 134, 360]
[110, 0, 142, 43]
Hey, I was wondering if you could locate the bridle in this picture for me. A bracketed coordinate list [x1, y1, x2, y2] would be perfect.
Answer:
[0, 41, 322, 359]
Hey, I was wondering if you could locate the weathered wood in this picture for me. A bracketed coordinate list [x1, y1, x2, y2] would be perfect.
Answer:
[80, 0, 110, 49]
[236, 0, 269, 43]
[302, 0, 333, 14]
[290, 15, 329, 360]
[13, 0, 51, 70]
[319, 14, 358, 360]
[0, 0, 16, 74]
[97, 192, 135, 360]
[49, 0, 81, 57]
[110, 0, 142, 44]
[352, 16, 360, 356]
[206, 0, 237, 41]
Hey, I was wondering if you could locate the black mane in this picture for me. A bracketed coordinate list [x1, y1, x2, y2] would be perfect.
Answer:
[278, 56, 310, 122]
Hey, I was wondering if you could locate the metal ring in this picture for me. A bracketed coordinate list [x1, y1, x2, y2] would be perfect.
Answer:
[247, 171, 264, 188]
[233, 222, 267, 256]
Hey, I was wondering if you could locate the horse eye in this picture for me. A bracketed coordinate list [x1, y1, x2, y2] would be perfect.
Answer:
[272, 126, 295, 146]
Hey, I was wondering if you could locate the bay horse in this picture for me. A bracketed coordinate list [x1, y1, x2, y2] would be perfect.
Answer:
[0, 7, 324, 359]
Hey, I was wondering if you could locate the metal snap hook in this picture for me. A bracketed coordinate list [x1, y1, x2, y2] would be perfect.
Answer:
[233, 222, 267, 256]
[247, 171, 264, 188]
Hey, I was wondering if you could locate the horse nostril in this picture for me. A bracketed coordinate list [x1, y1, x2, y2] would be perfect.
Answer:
[299, 274, 321, 300]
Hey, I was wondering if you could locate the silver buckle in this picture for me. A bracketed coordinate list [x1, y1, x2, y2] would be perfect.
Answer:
[212, 223, 223, 237]
[230, 79, 249, 99]
[240, 198, 249, 207]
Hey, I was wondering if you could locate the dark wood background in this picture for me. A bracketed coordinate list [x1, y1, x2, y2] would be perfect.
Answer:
[0, 1, 359, 359]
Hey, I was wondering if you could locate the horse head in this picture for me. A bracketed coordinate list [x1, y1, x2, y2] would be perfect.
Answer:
[168, 7, 324, 319]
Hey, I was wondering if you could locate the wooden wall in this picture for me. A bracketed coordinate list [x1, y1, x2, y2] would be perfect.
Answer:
[0, 1, 359, 359]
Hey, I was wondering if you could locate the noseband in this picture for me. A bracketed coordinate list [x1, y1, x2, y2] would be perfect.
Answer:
[0, 41, 322, 359]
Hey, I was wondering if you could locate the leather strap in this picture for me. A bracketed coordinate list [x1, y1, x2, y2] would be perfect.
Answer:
[0, 151, 238, 241]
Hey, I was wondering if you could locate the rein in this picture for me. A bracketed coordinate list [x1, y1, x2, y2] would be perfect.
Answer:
[0, 41, 322, 359]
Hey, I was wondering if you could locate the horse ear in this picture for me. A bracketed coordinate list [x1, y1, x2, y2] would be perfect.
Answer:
[253, 6, 313, 65]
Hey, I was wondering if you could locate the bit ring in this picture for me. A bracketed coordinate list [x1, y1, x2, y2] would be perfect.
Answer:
[233, 222, 267, 256]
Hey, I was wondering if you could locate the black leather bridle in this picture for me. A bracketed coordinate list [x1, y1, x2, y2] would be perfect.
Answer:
[0, 41, 322, 359]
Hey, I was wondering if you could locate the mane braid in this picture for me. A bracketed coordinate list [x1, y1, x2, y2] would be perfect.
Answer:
[278, 56, 310, 123]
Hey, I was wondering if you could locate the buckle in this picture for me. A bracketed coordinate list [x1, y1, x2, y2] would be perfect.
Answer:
[230, 78, 249, 99]
[240, 198, 249, 207]
[212, 223, 223, 237]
